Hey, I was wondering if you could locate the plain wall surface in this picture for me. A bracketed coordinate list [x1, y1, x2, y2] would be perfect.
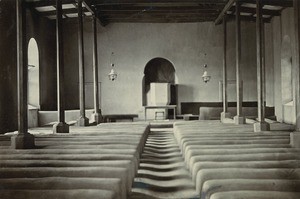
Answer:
[63, 19, 265, 118]
[272, 8, 296, 124]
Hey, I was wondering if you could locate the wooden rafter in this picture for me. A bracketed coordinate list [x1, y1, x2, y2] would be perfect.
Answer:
[27, 0, 292, 25]
[241, 0, 292, 7]
[227, 14, 271, 23]
[215, 0, 236, 25]
[238, 7, 281, 16]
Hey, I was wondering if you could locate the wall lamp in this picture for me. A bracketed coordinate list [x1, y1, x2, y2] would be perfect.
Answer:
[108, 52, 117, 81]
[108, 63, 117, 81]
[202, 64, 211, 83]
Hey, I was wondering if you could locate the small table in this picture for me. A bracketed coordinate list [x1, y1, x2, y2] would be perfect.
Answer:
[144, 105, 177, 121]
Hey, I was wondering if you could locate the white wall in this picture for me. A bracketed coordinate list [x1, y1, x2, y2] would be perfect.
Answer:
[63, 20, 274, 119]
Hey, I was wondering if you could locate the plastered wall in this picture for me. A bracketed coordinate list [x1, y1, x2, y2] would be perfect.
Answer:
[272, 8, 296, 124]
[63, 19, 272, 119]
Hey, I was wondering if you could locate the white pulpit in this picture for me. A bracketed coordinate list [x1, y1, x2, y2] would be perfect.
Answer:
[148, 83, 171, 120]
[150, 83, 171, 105]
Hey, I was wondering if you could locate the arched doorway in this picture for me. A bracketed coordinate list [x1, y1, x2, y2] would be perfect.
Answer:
[142, 58, 177, 119]
[28, 38, 40, 108]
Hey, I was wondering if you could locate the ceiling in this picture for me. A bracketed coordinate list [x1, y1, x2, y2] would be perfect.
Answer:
[26, 0, 293, 26]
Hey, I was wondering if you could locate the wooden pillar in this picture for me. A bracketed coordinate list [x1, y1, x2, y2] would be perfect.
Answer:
[76, 0, 89, 126]
[290, 0, 300, 146]
[11, 0, 35, 149]
[254, 0, 270, 132]
[262, 23, 266, 120]
[53, 0, 69, 133]
[221, 15, 231, 122]
[92, 15, 102, 124]
[233, 0, 245, 125]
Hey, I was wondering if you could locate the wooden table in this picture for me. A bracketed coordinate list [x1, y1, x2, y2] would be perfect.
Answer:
[144, 105, 177, 121]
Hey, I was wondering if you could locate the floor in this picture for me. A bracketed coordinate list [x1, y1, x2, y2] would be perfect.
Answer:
[130, 126, 199, 199]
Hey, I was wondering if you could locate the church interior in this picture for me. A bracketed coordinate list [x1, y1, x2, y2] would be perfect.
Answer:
[1, 0, 300, 198]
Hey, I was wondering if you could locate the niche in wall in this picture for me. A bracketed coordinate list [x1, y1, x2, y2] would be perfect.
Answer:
[142, 58, 177, 119]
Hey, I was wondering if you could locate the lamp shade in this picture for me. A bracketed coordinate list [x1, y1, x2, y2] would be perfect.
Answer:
[108, 63, 117, 81]
[202, 70, 211, 83]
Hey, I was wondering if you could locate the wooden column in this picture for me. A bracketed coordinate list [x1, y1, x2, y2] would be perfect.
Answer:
[53, 0, 69, 133]
[233, 0, 245, 125]
[254, 0, 270, 132]
[11, 0, 35, 149]
[294, 0, 300, 131]
[221, 15, 231, 122]
[92, 15, 102, 124]
[262, 23, 266, 120]
[291, 0, 300, 147]
[76, 0, 89, 126]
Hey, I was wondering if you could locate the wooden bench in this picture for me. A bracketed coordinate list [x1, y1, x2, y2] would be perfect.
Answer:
[176, 114, 199, 121]
[103, 114, 138, 122]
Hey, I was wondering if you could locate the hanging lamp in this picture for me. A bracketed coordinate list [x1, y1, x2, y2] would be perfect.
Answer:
[108, 52, 117, 81]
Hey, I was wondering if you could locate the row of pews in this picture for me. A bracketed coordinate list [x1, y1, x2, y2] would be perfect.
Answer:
[0, 122, 150, 199]
[173, 120, 300, 199]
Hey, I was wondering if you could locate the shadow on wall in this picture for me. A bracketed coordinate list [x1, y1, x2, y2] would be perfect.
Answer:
[281, 35, 295, 124]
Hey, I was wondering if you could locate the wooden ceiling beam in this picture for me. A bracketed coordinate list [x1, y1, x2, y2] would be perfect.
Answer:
[82, 0, 95, 14]
[107, 18, 215, 23]
[100, 13, 219, 18]
[99, 10, 220, 14]
[92, 0, 226, 6]
[39, 7, 87, 16]
[82, 0, 108, 26]
[227, 14, 271, 23]
[240, 0, 292, 7]
[26, 0, 75, 7]
[95, 6, 223, 12]
[215, 0, 236, 25]
[98, 11, 220, 16]
[232, 6, 281, 16]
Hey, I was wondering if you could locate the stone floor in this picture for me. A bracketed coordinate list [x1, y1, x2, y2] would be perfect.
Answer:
[130, 127, 199, 199]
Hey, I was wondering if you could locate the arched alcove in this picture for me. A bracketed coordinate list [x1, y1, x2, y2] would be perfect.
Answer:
[143, 58, 176, 106]
[28, 38, 40, 108]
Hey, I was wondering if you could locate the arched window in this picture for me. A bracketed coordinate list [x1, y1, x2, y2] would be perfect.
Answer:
[28, 38, 40, 108]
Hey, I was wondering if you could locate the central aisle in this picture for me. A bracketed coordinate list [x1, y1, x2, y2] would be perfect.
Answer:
[130, 127, 199, 199]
